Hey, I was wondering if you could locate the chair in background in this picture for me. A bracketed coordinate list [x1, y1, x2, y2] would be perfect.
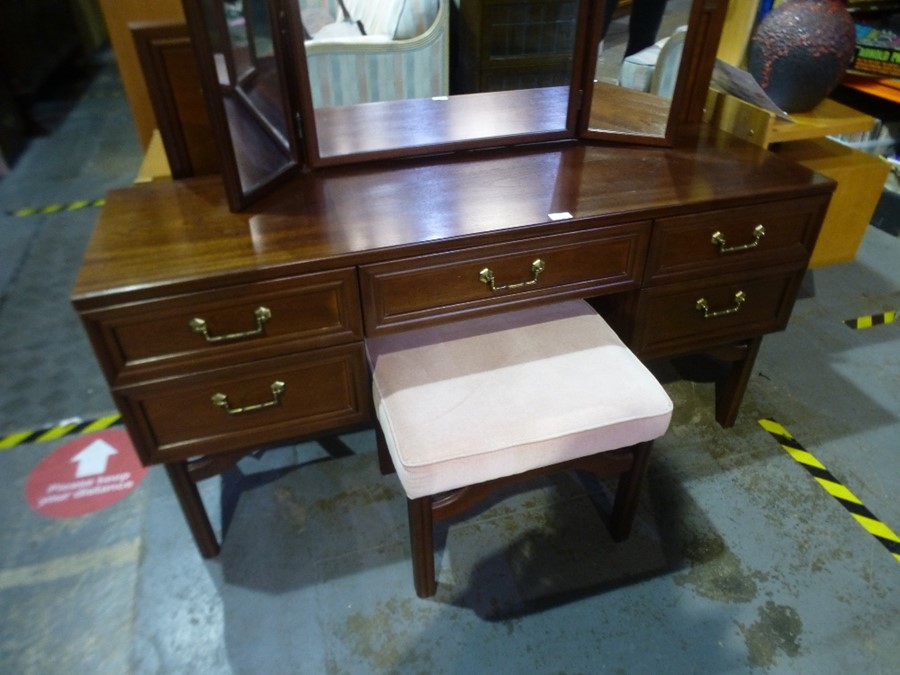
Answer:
[300, 0, 449, 108]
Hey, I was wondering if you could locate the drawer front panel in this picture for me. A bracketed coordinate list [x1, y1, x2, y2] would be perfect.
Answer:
[361, 222, 649, 333]
[631, 268, 802, 359]
[118, 344, 369, 463]
[645, 196, 828, 284]
[92, 269, 361, 378]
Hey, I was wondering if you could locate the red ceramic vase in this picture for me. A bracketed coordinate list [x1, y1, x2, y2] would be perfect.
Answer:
[748, 0, 856, 113]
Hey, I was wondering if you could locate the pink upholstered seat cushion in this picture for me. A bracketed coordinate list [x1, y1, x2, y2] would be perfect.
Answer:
[367, 300, 673, 499]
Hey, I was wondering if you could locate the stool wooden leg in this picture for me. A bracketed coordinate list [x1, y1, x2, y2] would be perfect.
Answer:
[374, 422, 396, 476]
[407, 497, 437, 598]
[608, 441, 653, 542]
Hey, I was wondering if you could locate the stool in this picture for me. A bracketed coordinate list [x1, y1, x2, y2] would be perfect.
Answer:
[366, 300, 673, 598]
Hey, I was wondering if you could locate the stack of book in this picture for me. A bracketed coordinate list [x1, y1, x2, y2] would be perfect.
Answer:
[848, 1, 900, 77]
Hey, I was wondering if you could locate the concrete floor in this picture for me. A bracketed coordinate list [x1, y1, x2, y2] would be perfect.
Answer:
[0, 46, 898, 675]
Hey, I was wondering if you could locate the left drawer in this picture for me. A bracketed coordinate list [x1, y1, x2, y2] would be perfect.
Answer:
[81, 268, 362, 382]
[115, 344, 370, 464]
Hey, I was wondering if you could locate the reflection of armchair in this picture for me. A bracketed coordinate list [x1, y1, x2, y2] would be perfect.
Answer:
[617, 26, 687, 98]
[300, 0, 449, 108]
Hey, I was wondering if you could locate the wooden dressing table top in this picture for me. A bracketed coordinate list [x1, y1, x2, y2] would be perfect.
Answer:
[73, 131, 832, 305]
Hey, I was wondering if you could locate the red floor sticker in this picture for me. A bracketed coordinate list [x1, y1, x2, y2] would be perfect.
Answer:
[25, 430, 148, 518]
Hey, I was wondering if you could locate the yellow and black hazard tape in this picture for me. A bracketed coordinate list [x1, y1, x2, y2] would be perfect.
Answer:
[0, 414, 122, 450]
[7, 198, 106, 218]
[844, 310, 896, 330]
[759, 418, 900, 563]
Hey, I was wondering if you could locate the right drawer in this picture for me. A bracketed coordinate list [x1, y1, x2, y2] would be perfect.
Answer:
[630, 266, 803, 359]
[644, 196, 829, 284]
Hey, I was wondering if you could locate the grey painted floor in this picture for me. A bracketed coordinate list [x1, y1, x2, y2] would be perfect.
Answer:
[0, 49, 898, 675]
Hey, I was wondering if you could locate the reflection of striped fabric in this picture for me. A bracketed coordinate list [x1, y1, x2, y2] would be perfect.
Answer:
[344, 0, 439, 39]
[300, 0, 438, 40]
[396, 0, 440, 38]
[302, 0, 449, 108]
[299, 0, 338, 15]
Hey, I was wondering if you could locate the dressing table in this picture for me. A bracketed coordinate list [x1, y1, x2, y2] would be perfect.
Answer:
[72, 0, 834, 556]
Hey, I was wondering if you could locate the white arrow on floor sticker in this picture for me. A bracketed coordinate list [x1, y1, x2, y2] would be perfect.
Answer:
[70, 439, 118, 478]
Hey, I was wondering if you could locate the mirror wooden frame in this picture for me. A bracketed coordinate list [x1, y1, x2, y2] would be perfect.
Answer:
[579, 0, 730, 146]
[283, 0, 593, 168]
[182, 0, 307, 210]
[182, 0, 729, 211]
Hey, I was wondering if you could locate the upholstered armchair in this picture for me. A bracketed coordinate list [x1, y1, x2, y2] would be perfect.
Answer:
[299, 0, 449, 108]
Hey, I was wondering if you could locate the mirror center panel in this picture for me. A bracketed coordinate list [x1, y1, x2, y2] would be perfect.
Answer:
[182, 0, 728, 211]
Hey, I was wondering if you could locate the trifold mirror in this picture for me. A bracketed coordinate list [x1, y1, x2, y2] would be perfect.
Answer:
[181, 0, 728, 211]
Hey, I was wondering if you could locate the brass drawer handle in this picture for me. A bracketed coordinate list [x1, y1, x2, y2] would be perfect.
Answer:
[696, 291, 746, 319]
[479, 259, 546, 292]
[711, 224, 765, 253]
[189, 306, 272, 343]
[211, 381, 285, 415]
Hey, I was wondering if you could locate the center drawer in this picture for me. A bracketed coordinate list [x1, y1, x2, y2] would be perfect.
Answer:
[360, 222, 650, 333]
[115, 343, 370, 464]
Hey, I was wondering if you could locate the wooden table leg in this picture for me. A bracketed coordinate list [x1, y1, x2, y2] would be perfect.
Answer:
[165, 461, 221, 558]
[714, 336, 763, 428]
